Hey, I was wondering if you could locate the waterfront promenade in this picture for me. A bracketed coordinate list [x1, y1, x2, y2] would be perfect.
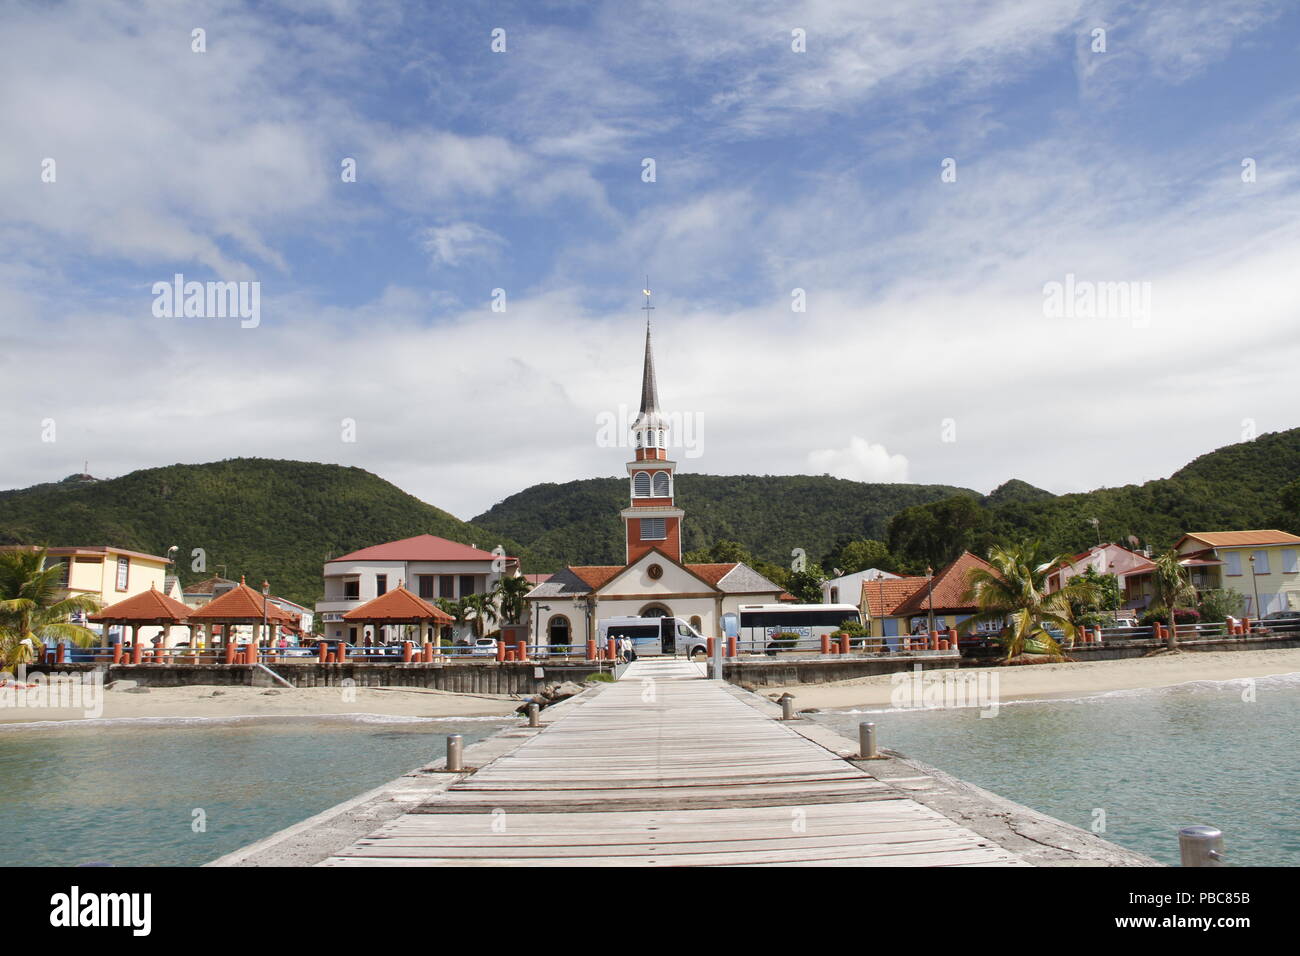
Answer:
[314, 659, 1031, 866]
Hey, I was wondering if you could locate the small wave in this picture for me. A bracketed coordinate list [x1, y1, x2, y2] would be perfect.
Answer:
[826, 670, 1300, 715]
[0, 712, 512, 732]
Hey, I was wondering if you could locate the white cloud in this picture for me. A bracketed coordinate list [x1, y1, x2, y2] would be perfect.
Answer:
[420, 222, 506, 267]
[807, 438, 911, 483]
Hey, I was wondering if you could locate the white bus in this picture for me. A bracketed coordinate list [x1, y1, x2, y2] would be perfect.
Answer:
[597, 616, 709, 658]
[737, 604, 864, 653]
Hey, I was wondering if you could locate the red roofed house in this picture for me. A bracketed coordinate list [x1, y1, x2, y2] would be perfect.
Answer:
[525, 302, 784, 650]
[859, 551, 1001, 647]
[1045, 542, 1158, 613]
[316, 535, 520, 643]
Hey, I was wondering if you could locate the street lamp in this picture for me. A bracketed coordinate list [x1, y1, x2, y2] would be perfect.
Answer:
[925, 566, 936, 635]
[1248, 553, 1262, 619]
[261, 580, 270, 657]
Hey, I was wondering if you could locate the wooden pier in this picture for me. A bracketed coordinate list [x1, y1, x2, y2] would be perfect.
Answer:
[320, 659, 1029, 867]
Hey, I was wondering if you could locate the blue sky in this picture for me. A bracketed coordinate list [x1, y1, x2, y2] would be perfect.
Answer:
[2, 0, 1299, 520]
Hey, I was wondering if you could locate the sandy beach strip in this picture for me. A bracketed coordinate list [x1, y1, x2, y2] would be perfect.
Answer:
[0, 683, 521, 726]
[764, 648, 1300, 711]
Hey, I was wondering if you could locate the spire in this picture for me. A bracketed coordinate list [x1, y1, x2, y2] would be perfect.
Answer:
[636, 280, 662, 426]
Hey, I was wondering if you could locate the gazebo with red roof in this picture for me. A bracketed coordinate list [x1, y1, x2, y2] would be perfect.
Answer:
[187, 575, 296, 651]
[342, 584, 454, 648]
[88, 583, 195, 658]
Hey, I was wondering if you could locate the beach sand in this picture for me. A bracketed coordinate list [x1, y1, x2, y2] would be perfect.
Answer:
[0, 683, 521, 725]
[764, 648, 1300, 711]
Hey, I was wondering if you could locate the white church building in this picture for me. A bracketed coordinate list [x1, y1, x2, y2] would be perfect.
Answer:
[525, 294, 785, 647]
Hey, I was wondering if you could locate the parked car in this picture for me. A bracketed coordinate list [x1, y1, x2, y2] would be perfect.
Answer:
[1261, 610, 1300, 630]
[469, 638, 498, 657]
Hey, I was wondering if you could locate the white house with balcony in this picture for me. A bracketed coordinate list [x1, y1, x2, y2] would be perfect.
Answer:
[315, 534, 519, 643]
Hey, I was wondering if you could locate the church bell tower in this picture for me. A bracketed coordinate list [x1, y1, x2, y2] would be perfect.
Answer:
[621, 283, 685, 564]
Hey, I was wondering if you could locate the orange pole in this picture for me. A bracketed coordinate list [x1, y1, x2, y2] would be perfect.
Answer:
[947, 628, 958, 650]
[820, 635, 831, 654]
[495, 639, 506, 662]
[56, 642, 67, 665]
[504, 648, 516, 662]
[516, 640, 527, 662]
[586, 639, 597, 661]
[318, 641, 328, 663]
[728, 636, 738, 658]
[112, 643, 123, 665]
[132, 643, 143, 665]
[402, 641, 414, 663]
[839, 634, 850, 655]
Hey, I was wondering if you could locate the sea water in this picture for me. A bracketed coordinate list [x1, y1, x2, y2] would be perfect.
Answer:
[0, 715, 510, 866]
[811, 672, 1300, 866]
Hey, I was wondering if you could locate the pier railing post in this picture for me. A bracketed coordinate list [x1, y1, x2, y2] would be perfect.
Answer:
[1178, 825, 1224, 866]
[859, 721, 878, 759]
[446, 734, 464, 772]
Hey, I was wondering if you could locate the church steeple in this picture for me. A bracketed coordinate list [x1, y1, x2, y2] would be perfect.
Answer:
[621, 281, 685, 563]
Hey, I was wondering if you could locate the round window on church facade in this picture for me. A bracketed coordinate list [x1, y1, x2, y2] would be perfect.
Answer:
[647, 563, 663, 579]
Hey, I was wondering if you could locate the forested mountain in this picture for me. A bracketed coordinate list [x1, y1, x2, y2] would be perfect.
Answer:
[0, 459, 518, 607]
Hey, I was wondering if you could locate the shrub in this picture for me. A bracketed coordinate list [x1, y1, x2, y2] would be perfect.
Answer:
[584, 672, 616, 683]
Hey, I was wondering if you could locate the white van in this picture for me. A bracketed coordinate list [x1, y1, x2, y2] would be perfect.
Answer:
[597, 616, 708, 658]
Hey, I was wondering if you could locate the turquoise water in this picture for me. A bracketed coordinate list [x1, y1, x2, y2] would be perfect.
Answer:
[0, 716, 510, 866]
[811, 673, 1300, 866]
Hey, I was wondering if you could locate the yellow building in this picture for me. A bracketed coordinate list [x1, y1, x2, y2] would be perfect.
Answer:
[2, 545, 181, 642]
[1175, 530, 1300, 618]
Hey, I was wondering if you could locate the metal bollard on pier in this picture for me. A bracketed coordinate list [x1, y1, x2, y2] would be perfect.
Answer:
[1178, 825, 1224, 866]
[859, 721, 878, 759]
[527, 702, 540, 728]
[446, 734, 464, 772]
[779, 693, 795, 720]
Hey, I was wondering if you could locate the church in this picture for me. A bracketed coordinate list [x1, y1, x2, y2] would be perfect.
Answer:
[526, 294, 785, 649]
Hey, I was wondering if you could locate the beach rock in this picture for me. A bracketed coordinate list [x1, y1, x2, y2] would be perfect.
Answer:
[210, 690, 226, 697]
[739, 682, 757, 693]
[554, 681, 583, 698]
[104, 680, 138, 692]
[123, 686, 150, 694]
[799, 707, 820, 714]
[262, 689, 281, 696]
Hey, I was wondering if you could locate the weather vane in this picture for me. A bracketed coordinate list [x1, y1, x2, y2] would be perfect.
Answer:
[641, 276, 654, 317]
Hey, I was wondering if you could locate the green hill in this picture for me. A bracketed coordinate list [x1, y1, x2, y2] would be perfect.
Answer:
[0, 459, 520, 607]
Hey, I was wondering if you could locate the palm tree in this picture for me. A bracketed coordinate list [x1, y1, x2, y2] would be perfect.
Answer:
[434, 597, 470, 644]
[494, 574, 532, 626]
[461, 592, 499, 639]
[1150, 548, 1197, 651]
[962, 541, 1100, 661]
[0, 548, 101, 668]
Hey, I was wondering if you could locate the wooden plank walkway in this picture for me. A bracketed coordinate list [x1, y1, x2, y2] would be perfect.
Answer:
[322, 658, 1027, 866]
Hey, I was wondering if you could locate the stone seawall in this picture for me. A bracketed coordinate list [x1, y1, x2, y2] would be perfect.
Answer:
[27, 661, 604, 694]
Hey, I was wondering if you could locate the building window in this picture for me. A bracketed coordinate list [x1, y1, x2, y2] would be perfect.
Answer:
[652, 471, 670, 497]
[439, 576, 455, 599]
[641, 517, 666, 540]
[376, 574, 388, 596]
[640, 604, 669, 618]
[1283, 550, 1299, 574]
[1224, 552, 1242, 576]
[417, 575, 435, 599]
[689, 615, 703, 632]
[830, 587, 839, 603]
[1252, 550, 1270, 575]
[115, 556, 129, 591]
[343, 578, 360, 600]
[633, 472, 651, 497]
[459, 575, 476, 596]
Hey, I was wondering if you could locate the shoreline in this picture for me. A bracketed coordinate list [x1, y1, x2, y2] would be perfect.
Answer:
[763, 648, 1300, 712]
[0, 683, 522, 727]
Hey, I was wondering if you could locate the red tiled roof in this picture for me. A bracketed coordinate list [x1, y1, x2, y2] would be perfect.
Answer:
[890, 552, 1000, 617]
[685, 563, 739, 587]
[183, 576, 237, 595]
[343, 586, 454, 623]
[568, 566, 625, 590]
[88, 585, 192, 623]
[860, 576, 929, 617]
[188, 578, 296, 622]
[328, 535, 510, 563]
[523, 573, 552, 585]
